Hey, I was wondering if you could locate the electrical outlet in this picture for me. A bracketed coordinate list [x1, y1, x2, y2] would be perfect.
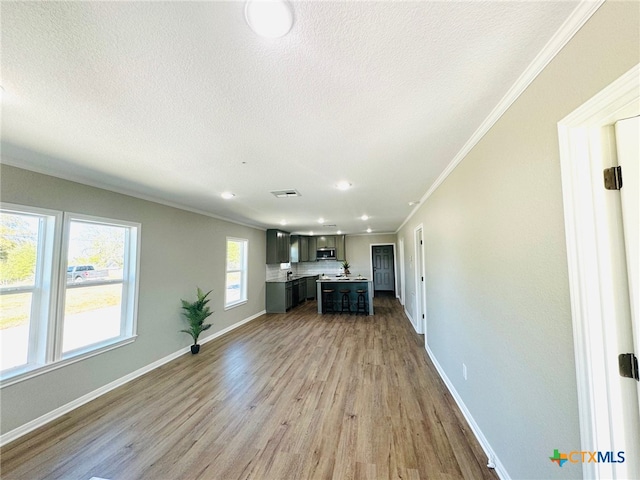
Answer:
[463, 363, 467, 380]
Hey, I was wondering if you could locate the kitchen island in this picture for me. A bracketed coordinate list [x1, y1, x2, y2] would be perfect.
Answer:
[316, 277, 374, 315]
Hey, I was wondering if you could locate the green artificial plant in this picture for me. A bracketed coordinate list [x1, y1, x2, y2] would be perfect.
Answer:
[341, 260, 351, 274]
[180, 287, 213, 345]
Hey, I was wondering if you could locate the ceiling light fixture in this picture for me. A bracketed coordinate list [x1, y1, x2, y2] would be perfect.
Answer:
[366, 228, 372, 233]
[337, 230, 342, 234]
[245, 0, 293, 38]
[336, 181, 352, 191]
[280, 220, 287, 226]
[361, 215, 369, 221]
[408, 201, 420, 206]
[318, 218, 325, 224]
[221, 192, 235, 199]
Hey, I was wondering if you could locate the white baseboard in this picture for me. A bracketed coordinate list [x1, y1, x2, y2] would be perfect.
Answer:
[404, 307, 418, 332]
[425, 344, 510, 480]
[0, 310, 266, 447]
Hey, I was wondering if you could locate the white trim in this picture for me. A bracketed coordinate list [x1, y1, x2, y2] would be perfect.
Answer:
[425, 343, 509, 479]
[398, 237, 406, 306]
[557, 64, 639, 480]
[404, 308, 416, 331]
[413, 224, 426, 335]
[396, 0, 605, 233]
[0, 309, 266, 447]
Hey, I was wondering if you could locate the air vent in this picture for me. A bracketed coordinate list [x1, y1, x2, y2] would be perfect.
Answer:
[322, 224, 337, 227]
[271, 189, 301, 198]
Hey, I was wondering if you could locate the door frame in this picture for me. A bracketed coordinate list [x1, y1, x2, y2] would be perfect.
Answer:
[558, 64, 639, 479]
[413, 225, 427, 336]
[369, 243, 398, 295]
[398, 237, 406, 306]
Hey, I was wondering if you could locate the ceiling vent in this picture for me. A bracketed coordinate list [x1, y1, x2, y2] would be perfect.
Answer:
[271, 189, 301, 198]
[322, 224, 337, 227]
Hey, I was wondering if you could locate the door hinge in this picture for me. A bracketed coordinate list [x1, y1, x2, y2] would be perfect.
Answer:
[603, 166, 623, 190]
[619, 353, 639, 381]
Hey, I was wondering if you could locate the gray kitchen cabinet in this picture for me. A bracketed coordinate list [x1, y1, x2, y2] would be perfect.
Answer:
[266, 229, 290, 264]
[317, 235, 336, 249]
[306, 275, 318, 299]
[266, 281, 293, 312]
[299, 236, 309, 262]
[290, 235, 300, 263]
[308, 236, 317, 259]
[335, 235, 346, 261]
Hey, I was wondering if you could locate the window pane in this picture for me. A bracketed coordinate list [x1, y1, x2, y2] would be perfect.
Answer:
[227, 240, 242, 271]
[225, 272, 242, 304]
[0, 213, 40, 287]
[0, 292, 32, 370]
[63, 283, 123, 353]
[1, 211, 42, 373]
[66, 221, 125, 283]
[63, 220, 127, 353]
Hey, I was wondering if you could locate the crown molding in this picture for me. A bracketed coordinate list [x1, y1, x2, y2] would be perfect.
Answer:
[397, 0, 605, 233]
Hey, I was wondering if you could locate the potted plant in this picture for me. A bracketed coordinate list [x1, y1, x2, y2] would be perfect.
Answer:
[180, 287, 213, 354]
[341, 260, 351, 275]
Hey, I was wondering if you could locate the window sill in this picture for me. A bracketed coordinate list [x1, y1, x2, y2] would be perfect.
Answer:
[0, 335, 137, 388]
[224, 300, 248, 311]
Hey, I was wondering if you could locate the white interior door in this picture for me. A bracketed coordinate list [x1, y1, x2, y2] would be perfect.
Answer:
[558, 65, 639, 480]
[615, 116, 640, 412]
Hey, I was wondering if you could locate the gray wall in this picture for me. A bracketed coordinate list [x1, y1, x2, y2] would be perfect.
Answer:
[345, 233, 398, 284]
[0, 164, 266, 435]
[397, 2, 639, 478]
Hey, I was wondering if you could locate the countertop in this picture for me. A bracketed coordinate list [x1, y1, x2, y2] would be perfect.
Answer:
[316, 276, 370, 282]
[266, 274, 319, 283]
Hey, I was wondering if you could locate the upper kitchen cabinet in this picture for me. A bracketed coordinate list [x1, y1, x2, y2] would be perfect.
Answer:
[299, 236, 309, 262]
[266, 229, 290, 264]
[335, 235, 346, 261]
[317, 236, 336, 249]
[307, 236, 317, 261]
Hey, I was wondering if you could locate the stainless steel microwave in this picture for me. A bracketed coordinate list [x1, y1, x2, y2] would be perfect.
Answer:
[316, 248, 336, 260]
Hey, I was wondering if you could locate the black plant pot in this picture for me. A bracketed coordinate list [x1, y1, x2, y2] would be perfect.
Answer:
[191, 344, 200, 354]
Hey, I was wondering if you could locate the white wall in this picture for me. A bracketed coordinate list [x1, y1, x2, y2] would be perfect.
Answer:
[0, 164, 267, 436]
[397, 2, 638, 478]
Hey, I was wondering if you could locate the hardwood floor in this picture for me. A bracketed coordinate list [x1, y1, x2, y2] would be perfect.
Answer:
[1, 294, 498, 480]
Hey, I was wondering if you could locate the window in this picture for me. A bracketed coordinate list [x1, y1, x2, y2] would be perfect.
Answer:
[225, 237, 248, 309]
[0, 206, 140, 384]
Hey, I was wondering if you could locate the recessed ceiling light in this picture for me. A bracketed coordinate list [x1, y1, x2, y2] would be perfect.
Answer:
[337, 230, 342, 234]
[408, 201, 420, 206]
[245, 0, 293, 38]
[221, 192, 235, 199]
[318, 218, 325, 224]
[366, 228, 372, 233]
[309, 231, 314, 236]
[361, 215, 369, 221]
[336, 181, 352, 191]
[280, 220, 287, 226]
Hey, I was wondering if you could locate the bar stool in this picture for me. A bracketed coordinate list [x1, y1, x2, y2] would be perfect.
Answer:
[322, 288, 335, 313]
[355, 289, 367, 315]
[339, 289, 351, 314]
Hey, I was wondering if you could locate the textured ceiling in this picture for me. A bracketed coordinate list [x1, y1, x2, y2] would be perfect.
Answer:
[1, 1, 581, 234]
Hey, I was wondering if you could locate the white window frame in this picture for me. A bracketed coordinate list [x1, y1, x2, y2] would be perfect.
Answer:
[224, 237, 248, 310]
[57, 212, 141, 360]
[0, 206, 141, 387]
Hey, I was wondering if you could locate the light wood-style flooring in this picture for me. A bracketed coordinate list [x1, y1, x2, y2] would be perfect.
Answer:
[1, 293, 498, 480]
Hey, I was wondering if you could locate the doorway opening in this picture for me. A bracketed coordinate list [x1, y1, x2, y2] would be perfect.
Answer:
[558, 64, 639, 479]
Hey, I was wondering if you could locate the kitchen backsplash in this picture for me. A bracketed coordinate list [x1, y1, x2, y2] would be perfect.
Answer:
[265, 261, 343, 281]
